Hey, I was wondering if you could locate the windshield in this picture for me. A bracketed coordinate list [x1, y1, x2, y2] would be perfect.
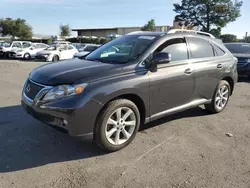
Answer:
[21, 43, 32, 48]
[225, 43, 250, 54]
[45, 45, 58, 50]
[85, 35, 159, 64]
[0, 42, 11, 47]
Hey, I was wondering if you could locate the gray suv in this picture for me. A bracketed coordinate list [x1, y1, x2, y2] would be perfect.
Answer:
[21, 30, 238, 151]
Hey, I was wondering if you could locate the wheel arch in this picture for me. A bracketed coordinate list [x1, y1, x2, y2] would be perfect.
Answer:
[94, 93, 147, 131]
[222, 76, 234, 95]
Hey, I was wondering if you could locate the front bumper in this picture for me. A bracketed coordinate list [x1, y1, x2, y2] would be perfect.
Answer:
[21, 84, 103, 140]
[35, 55, 53, 62]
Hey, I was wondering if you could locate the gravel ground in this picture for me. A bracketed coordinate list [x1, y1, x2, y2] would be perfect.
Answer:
[0, 59, 250, 188]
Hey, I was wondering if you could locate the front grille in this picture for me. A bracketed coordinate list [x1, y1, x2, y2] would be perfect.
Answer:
[24, 79, 44, 100]
[9, 52, 16, 56]
[237, 57, 249, 63]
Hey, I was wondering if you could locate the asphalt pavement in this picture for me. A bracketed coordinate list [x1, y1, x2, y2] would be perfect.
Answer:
[0, 59, 249, 188]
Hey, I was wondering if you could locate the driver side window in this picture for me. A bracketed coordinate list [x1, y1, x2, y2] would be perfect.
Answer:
[155, 38, 188, 62]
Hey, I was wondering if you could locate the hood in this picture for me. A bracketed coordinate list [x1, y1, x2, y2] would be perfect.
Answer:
[74, 51, 89, 57]
[232, 53, 250, 67]
[30, 58, 121, 85]
[37, 49, 57, 55]
[10, 48, 23, 52]
[0, 46, 11, 52]
[232, 53, 250, 58]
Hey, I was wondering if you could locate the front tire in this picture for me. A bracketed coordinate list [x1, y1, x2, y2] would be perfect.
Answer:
[23, 53, 31, 60]
[205, 80, 231, 113]
[94, 99, 140, 152]
[52, 55, 59, 62]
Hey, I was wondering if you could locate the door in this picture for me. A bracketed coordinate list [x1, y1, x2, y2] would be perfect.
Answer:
[58, 45, 69, 60]
[186, 37, 225, 100]
[149, 37, 195, 117]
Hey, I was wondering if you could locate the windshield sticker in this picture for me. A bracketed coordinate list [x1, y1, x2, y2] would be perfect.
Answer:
[138, 36, 156, 40]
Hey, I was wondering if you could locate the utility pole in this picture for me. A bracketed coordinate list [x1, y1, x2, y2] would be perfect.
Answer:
[245, 32, 248, 42]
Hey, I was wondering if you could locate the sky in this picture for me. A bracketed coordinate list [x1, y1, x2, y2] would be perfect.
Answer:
[1, 0, 249, 38]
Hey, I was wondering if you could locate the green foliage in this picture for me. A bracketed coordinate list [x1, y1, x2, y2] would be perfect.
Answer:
[210, 27, 221, 38]
[60, 24, 71, 37]
[141, 19, 156, 31]
[243, 36, 250, 43]
[220, 34, 238, 43]
[173, 0, 243, 32]
[0, 18, 32, 39]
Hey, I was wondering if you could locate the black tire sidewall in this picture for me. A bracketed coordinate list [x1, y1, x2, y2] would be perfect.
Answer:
[213, 81, 231, 113]
[95, 99, 140, 152]
[24, 53, 30, 60]
[53, 55, 59, 62]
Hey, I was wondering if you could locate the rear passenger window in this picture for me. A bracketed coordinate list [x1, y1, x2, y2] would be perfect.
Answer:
[188, 37, 214, 59]
[155, 38, 188, 62]
[212, 44, 225, 56]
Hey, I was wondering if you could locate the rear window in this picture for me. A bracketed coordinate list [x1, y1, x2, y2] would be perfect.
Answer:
[212, 44, 225, 56]
[225, 43, 250, 54]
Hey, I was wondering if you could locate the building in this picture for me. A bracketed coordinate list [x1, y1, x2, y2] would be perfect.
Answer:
[72, 26, 170, 38]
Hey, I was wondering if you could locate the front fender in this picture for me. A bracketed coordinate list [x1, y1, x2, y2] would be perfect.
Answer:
[84, 72, 150, 117]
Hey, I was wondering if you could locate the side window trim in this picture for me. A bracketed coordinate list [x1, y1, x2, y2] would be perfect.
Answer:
[210, 42, 226, 57]
[155, 37, 189, 63]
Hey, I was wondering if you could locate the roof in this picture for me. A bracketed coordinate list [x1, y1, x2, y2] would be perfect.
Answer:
[126, 31, 167, 36]
[72, 26, 169, 32]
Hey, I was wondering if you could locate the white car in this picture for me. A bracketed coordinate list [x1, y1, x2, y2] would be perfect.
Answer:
[9, 43, 48, 59]
[73, 44, 100, 58]
[35, 44, 78, 62]
[0, 41, 31, 57]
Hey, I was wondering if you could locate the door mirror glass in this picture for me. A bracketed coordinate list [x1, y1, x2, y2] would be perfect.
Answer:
[152, 52, 171, 65]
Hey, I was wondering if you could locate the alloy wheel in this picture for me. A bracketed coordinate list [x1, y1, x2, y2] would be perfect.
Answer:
[215, 85, 229, 110]
[105, 107, 136, 145]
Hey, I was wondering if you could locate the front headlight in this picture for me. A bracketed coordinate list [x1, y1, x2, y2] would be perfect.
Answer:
[17, 50, 23, 53]
[42, 83, 88, 101]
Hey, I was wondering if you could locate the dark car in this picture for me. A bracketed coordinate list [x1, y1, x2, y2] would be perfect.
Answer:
[21, 30, 238, 151]
[225, 43, 250, 79]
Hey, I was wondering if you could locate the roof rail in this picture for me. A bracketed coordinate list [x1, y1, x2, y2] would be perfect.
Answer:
[126, 31, 152, 35]
[167, 29, 215, 38]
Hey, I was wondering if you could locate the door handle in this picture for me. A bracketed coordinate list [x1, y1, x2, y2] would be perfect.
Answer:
[184, 68, 194, 75]
[217, 64, 223, 69]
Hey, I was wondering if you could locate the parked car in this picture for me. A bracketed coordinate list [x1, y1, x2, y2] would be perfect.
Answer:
[52, 41, 71, 45]
[35, 44, 78, 62]
[21, 30, 237, 152]
[72, 43, 86, 52]
[225, 43, 250, 79]
[73, 44, 100, 58]
[9, 43, 48, 59]
[0, 41, 31, 58]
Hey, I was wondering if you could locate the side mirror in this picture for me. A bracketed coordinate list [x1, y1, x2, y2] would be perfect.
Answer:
[152, 52, 171, 65]
[30, 48, 33, 50]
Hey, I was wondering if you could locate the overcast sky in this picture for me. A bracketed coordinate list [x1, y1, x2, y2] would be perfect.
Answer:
[1, 0, 249, 38]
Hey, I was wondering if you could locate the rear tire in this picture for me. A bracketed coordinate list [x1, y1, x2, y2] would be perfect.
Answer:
[52, 55, 59, 62]
[205, 80, 231, 113]
[94, 99, 140, 152]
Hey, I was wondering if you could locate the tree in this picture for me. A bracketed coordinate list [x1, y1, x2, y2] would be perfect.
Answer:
[141, 19, 156, 31]
[60, 24, 71, 37]
[220, 34, 238, 43]
[0, 18, 32, 39]
[173, 0, 243, 32]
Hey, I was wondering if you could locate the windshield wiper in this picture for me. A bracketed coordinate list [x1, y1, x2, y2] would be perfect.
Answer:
[86, 58, 103, 63]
